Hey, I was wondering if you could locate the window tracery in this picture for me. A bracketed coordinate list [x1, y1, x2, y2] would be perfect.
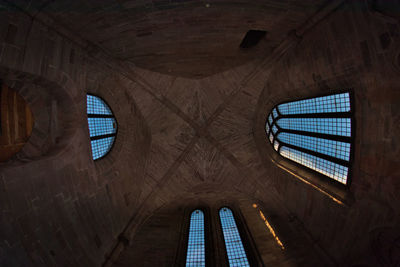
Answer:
[186, 209, 206, 267]
[87, 94, 117, 160]
[219, 207, 250, 267]
[266, 92, 353, 185]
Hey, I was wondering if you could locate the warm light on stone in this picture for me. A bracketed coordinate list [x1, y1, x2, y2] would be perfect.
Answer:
[0, 1, 398, 266]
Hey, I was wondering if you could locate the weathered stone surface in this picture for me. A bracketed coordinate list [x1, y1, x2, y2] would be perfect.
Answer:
[0, 0, 399, 266]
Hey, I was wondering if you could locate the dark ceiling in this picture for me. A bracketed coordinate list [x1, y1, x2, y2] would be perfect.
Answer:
[33, 0, 327, 78]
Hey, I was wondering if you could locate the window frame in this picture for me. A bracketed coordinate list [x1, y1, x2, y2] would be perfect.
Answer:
[218, 207, 257, 267]
[264, 90, 355, 188]
[180, 207, 214, 267]
[184, 209, 207, 267]
[86, 93, 118, 161]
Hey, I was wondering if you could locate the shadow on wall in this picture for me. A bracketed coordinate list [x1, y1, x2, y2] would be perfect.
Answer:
[368, 226, 400, 266]
[0, 66, 79, 168]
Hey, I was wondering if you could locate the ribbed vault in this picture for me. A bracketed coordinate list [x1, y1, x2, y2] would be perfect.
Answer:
[1, 0, 400, 266]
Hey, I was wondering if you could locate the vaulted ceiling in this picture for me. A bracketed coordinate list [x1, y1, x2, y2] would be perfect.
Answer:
[13, 0, 335, 239]
[29, 0, 329, 78]
[2, 0, 400, 266]
[2, 0, 336, 231]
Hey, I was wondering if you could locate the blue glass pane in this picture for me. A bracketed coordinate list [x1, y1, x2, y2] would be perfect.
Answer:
[277, 117, 351, 137]
[90, 136, 115, 160]
[280, 146, 348, 184]
[278, 93, 350, 115]
[268, 114, 273, 124]
[219, 208, 250, 267]
[272, 125, 278, 134]
[277, 132, 351, 161]
[186, 210, 205, 267]
[272, 108, 278, 118]
[265, 123, 270, 134]
[87, 94, 113, 115]
[87, 95, 117, 160]
[88, 117, 117, 137]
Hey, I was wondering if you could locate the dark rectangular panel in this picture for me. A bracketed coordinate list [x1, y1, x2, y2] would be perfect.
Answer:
[239, 30, 266, 49]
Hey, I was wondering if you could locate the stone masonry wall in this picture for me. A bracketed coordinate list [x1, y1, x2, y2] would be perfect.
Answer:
[254, 1, 400, 265]
[0, 7, 151, 267]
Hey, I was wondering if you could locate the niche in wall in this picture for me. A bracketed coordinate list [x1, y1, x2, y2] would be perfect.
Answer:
[0, 82, 34, 162]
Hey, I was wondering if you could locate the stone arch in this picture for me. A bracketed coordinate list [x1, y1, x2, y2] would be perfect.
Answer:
[85, 73, 152, 181]
[252, 73, 364, 204]
[0, 82, 34, 161]
[0, 66, 79, 168]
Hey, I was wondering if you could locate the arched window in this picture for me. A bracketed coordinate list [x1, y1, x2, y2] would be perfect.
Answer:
[266, 92, 353, 185]
[87, 94, 117, 160]
[219, 207, 250, 267]
[186, 209, 205, 267]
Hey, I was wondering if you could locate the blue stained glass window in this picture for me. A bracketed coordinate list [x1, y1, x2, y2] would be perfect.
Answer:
[186, 210, 205, 267]
[88, 118, 117, 137]
[278, 93, 350, 115]
[87, 94, 113, 115]
[280, 146, 348, 184]
[219, 208, 250, 267]
[90, 137, 116, 160]
[87, 94, 117, 160]
[272, 108, 278, 118]
[277, 132, 350, 161]
[266, 92, 353, 185]
[272, 125, 278, 134]
[277, 118, 351, 137]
